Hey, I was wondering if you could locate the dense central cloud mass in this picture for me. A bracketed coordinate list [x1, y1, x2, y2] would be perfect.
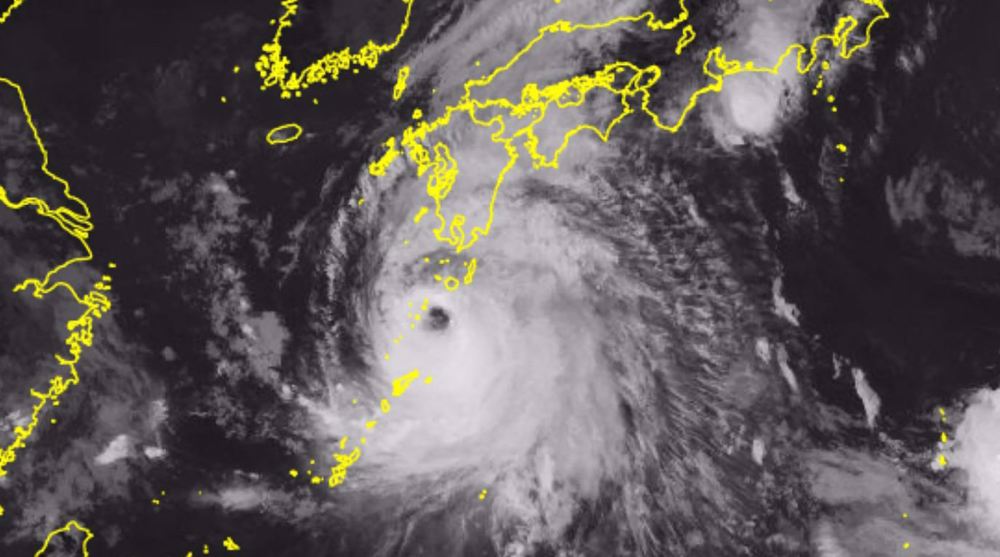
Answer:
[304, 105, 798, 555]
[290, 1, 815, 554]
[277, 1, 996, 555]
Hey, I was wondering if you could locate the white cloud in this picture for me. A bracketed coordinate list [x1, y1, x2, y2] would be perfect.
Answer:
[851, 367, 881, 429]
[95, 434, 132, 465]
[952, 387, 1000, 541]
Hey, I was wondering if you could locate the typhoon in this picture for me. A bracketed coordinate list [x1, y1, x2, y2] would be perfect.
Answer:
[289, 0, 868, 554]
[305, 104, 796, 556]
[277, 0, 1000, 555]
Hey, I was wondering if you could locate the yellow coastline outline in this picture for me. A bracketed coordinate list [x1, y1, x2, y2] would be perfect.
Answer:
[393, 66, 411, 101]
[674, 24, 696, 55]
[0, 77, 113, 517]
[369, 0, 889, 255]
[33, 520, 95, 557]
[339, 0, 888, 491]
[0, 0, 888, 548]
[266, 122, 304, 145]
[256, 0, 416, 99]
[320, 0, 889, 492]
[0, 0, 26, 24]
[936, 406, 949, 468]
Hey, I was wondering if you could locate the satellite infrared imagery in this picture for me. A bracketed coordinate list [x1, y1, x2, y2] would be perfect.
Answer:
[1, 0, 1000, 555]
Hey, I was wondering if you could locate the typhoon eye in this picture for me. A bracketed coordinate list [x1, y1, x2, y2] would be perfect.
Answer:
[425, 306, 450, 331]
